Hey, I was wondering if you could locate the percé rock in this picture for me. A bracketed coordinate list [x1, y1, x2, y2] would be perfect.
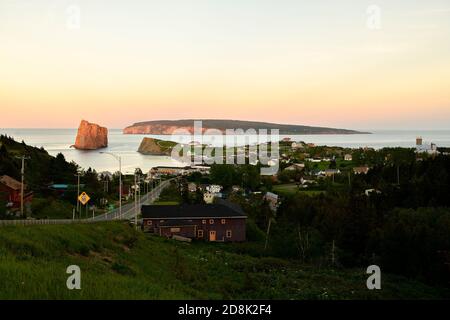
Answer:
[137, 137, 176, 155]
[123, 119, 369, 135]
[73, 120, 108, 150]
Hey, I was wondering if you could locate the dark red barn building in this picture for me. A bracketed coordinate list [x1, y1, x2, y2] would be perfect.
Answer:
[0, 175, 33, 208]
[141, 203, 247, 242]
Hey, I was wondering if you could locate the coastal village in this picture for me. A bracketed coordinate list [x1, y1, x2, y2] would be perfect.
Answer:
[0, 120, 446, 244]
[1, 120, 450, 299]
[2, 0, 450, 303]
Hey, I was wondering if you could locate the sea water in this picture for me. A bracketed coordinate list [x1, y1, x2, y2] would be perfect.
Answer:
[1, 128, 449, 172]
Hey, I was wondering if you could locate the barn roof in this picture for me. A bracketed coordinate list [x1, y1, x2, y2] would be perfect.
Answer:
[0, 175, 24, 191]
[141, 203, 246, 219]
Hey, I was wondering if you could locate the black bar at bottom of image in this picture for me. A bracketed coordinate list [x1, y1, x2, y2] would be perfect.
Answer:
[0, 300, 446, 319]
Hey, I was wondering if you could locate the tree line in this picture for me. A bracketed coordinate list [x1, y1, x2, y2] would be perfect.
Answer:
[262, 155, 450, 288]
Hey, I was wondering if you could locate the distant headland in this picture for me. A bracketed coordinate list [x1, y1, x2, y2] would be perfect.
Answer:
[123, 119, 370, 135]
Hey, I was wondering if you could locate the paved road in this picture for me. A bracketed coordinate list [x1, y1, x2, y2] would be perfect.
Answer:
[0, 178, 176, 227]
[92, 178, 173, 222]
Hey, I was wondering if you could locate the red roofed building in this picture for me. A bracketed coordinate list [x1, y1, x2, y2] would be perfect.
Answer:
[0, 175, 33, 208]
[142, 203, 247, 242]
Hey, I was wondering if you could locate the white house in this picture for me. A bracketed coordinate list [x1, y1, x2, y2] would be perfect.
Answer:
[263, 192, 279, 212]
[322, 169, 341, 177]
[284, 163, 305, 171]
[231, 185, 241, 193]
[305, 158, 322, 163]
[365, 189, 381, 196]
[416, 137, 439, 155]
[300, 177, 316, 186]
[206, 185, 223, 194]
[187, 183, 197, 193]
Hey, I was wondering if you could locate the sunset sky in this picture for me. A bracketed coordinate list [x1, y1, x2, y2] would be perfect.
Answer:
[1, 0, 449, 130]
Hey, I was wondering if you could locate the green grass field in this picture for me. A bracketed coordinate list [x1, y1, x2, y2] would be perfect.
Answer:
[153, 201, 180, 205]
[0, 222, 446, 299]
[272, 184, 325, 197]
[155, 139, 178, 152]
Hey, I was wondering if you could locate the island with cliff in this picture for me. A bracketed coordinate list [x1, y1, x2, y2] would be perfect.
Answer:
[137, 137, 177, 155]
[123, 119, 369, 135]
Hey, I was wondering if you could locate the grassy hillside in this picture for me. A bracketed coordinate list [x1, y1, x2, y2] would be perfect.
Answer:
[0, 222, 446, 300]
[0, 134, 78, 185]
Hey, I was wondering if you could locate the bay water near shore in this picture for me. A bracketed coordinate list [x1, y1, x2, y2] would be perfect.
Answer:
[1, 128, 450, 173]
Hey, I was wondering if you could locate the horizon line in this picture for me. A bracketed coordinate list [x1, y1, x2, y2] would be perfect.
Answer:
[2, 127, 450, 132]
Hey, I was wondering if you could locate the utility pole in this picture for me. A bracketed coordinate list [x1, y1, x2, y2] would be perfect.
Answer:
[264, 218, 272, 251]
[75, 172, 81, 216]
[15, 155, 30, 218]
[119, 158, 122, 219]
[136, 176, 139, 229]
[138, 173, 141, 208]
[134, 172, 137, 223]
[397, 165, 400, 185]
[100, 152, 122, 219]
[20, 156, 26, 218]
[134, 169, 139, 229]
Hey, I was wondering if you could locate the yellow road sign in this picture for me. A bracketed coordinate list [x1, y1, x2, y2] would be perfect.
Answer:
[78, 192, 91, 205]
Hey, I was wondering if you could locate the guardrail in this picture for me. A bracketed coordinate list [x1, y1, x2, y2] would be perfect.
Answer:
[0, 178, 178, 227]
[0, 219, 102, 226]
